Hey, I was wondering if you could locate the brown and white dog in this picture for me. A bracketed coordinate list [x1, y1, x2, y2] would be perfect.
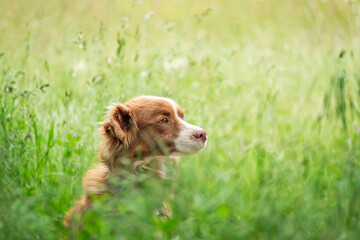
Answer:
[64, 96, 207, 227]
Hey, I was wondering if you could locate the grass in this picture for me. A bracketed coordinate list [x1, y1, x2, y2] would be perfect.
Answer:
[1, 0, 360, 239]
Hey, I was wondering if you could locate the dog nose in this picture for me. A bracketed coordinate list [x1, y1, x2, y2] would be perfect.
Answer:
[193, 130, 208, 143]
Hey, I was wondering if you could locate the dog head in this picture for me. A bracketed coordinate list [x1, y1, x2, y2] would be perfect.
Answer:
[101, 96, 207, 161]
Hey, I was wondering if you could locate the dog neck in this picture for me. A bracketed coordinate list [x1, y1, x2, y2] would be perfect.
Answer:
[99, 142, 173, 178]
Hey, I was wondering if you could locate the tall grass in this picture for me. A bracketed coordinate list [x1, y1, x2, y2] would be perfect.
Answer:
[1, 0, 360, 239]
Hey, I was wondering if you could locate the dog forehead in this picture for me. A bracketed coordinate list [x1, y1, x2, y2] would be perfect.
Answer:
[126, 96, 179, 113]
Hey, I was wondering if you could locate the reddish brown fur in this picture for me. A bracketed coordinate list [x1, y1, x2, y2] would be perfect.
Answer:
[64, 96, 184, 228]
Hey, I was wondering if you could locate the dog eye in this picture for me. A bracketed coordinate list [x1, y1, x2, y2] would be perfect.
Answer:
[160, 118, 169, 124]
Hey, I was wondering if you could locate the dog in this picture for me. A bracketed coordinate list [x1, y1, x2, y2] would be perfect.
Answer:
[64, 96, 208, 228]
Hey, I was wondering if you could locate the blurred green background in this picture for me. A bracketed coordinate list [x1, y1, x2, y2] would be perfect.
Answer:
[1, 0, 360, 239]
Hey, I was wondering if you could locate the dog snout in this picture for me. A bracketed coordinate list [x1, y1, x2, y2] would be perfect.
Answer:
[192, 130, 208, 143]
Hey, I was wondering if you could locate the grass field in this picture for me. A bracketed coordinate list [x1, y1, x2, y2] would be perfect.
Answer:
[1, 0, 360, 239]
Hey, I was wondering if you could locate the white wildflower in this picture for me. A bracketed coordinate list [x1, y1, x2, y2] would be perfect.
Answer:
[122, 17, 129, 29]
[163, 56, 188, 77]
[74, 60, 87, 72]
[144, 11, 154, 21]
[164, 23, 175, 31]
[107, 57, 112, 65]
[140, 71, 148, 80]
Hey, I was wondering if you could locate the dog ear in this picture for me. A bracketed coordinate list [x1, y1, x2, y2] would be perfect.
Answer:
[102, 104, 137, 147]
